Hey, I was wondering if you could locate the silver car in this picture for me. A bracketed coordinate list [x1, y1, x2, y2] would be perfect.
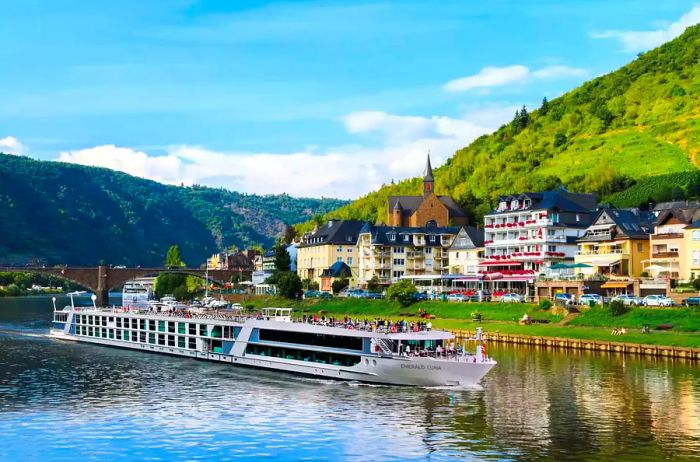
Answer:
[611, 294, 643, 306]
[643, 295, 673, 307]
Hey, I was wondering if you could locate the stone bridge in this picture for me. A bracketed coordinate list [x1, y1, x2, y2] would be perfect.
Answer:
[0, 266, 247, 306]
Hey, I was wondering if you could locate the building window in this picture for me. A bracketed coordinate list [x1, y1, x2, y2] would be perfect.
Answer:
[347, 247, 352, 252]
[693, 231, 700, 241]
[429, 235, 436, 242]
[403, 235, 409, 242]
[456, 252, 460, 259]
[337, 257, 342, 262]
[637, 243, 643, 252]
[392, 270, 404, 278]
[337, 246, 342, 252]
[348, 257, 353, 265]
[393, 258, 405, 266]
[394, 247, 404, 253]
[389, 234, 396, 241]
[425, 248, 432, 254]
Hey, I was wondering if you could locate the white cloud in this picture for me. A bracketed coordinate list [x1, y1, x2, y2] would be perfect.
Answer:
[57, 108, 510, 199]
[0, 136, 28, 155]
[592, 6, 700, 52]
[444, 65, 586, 92]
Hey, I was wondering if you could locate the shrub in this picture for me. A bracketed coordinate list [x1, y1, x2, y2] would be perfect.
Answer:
[610, 300, 628, 316]
[471, 311, 482, 322]
[640, 271, 649, 278]
[693, 279, 700, 291]
[276, 271, 303, 299]
[386, 280, 418, 307]
[539, 299, 552, 310]
[331, 277, 349, 294]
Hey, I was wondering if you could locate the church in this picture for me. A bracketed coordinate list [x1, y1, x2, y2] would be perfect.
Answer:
[386, 154, 468, 227]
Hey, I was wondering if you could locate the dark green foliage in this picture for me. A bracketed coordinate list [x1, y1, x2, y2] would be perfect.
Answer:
[366, 275, 381, 292]
[0, 271, 83, 296]
[471, 311, 482, 322]
[539, 299, 552, 310]
[154, 273, 188, 299]
[540, 97, 549, 115]
[610, 300, 628, 317]
[385, 280, 417, 307]
[553, 132, 567, 148]
[0, 154, 346, 266]
[693, 279, 700, 291]
[273, 242, 291, 273]
[331, 277, 349, 294]
[276, 271, 302, 299]
[672, 185, 685, 201]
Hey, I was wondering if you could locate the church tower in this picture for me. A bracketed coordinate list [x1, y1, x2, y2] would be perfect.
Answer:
[423, 153, 434, 197]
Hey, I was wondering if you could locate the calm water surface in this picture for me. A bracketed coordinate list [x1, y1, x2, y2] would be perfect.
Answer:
[1, 295, 699, 461]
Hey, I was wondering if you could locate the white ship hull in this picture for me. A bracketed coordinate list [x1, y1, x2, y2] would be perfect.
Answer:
[50, 310, 495, 387]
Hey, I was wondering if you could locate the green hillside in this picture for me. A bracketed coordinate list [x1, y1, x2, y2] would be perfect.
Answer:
[0, 154, 347, 266]
[302, 24, 700, 230]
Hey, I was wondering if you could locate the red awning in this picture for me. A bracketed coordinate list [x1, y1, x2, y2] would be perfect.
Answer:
[478, 261, 523, 266]
[501, 277, 535, 282]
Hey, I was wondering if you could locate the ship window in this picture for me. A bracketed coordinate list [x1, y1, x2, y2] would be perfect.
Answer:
[148, 320, 155, 331]
[245, 344, 361, 367]
[199, 324, 208, 336]
[188, 338, 196, 349]
[131, 319, 138, 329]
[148, 333, 156, 344]
[140, 320, 146, 330]
[131, 331, 137, 342]
[109, 329, 114, 339]
[158, 334, 165, 346]
[168, 335, 175, 347]
[102, 317, 107, 326]
[168, 322, 175, 333]
[178, 323, 186, 334]
[109, 317, 114, 323]
[178, 337, 186, 348]
[116, 318, 121, 328]
[139, 332, 146, 343]
[189, 324, 196, 335]
[258, 329, 363, 351]
[158, 321, 166, 332]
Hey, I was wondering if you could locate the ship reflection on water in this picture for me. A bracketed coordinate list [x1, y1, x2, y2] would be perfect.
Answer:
[0, 297, 698, 461]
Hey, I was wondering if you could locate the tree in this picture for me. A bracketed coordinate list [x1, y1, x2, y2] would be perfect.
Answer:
[672, 185, 685, 201]
[282, 226, 297, 244]
[540, 97, 550, 115]
[687, 178, 700, 199]
[273, 242, 291, 273]
[276, 271, 302, 299]
[331, 277, 349, 294]
[366, 275, 381, 293]
[386, 280, 417, 307]
[165, 245, 185, 267]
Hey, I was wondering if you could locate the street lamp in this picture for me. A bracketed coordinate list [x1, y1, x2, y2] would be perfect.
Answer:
[91, 294, 97, 309]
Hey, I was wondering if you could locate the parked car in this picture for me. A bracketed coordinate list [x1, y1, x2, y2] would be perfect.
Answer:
[412, 292, 429, 301]
[578, 294, 603, 305]
[611, 294, 643, 306]
[685, 296, 700, 306]
[554, 293, 575, 305]
[643, 295, 673, 307]
[501, 293, 524, 303]
[365, 292, 383, 300]
[446, 293, 468, 302]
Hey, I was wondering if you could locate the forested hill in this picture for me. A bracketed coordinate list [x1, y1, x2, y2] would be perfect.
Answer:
[0, 154, 347, 266]
[302, 24, 700, 230]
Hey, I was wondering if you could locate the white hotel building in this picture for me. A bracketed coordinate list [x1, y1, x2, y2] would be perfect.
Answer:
[482, 188, 597, 276]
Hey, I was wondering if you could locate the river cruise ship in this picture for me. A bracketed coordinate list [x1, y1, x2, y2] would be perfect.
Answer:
[50, 303, 495, 387]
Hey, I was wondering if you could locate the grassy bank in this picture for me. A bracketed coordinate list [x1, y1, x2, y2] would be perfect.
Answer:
[238, 297, 700, 349]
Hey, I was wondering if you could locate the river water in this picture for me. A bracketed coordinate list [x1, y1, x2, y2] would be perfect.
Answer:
[0, 295, 699, 461]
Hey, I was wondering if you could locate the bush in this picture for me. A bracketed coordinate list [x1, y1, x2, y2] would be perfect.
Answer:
[331, 277, 349, 294]
[386, 280, 418, 307]
[610, 300, 628, 316]
[539, 299, 552, 310]
[471, 311, 482, 322]
[276, 271, 303, 299]
[640, 271, 649, 278]
[693, 279, 700, 291]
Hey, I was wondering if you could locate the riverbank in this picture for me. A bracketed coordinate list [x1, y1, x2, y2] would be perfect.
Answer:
[234, 296, 700, 349]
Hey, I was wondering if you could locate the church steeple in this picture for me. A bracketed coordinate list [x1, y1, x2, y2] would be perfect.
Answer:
[423, 152, 434, 197]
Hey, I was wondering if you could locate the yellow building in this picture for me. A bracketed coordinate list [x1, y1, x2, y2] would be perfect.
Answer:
[296, 220, 365, 288]
[575, 209, 654, 278]
[646, 207, 700, 281]
[447, 227, 485, 275]
[683, 220, 700, 281]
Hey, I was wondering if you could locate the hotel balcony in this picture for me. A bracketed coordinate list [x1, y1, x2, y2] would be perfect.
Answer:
[651, 233, 684, 240]
[407, 251, 425, 259]
[576, 249, 627, 256]
[651, 251, 679, 259]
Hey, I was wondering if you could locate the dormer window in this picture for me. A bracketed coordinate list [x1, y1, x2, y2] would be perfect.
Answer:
[389, 234, 396, 242]
[404, 235, 409, 242]
[523, 199, 531, 208]
[430, 235, 436, 242]
[511, 200, 519, 210]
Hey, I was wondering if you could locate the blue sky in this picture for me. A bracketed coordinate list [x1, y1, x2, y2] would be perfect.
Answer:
[1, 1, 699, 198]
